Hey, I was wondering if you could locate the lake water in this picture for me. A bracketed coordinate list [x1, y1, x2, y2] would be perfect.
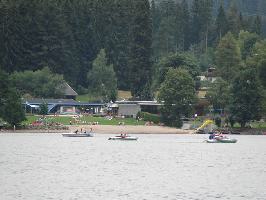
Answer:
[0, 133, 266, 200]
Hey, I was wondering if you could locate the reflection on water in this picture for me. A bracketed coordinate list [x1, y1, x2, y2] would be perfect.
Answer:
[0, 133, 266, 200]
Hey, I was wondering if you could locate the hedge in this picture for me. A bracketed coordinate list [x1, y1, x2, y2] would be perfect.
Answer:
[137, 112, 160, 124]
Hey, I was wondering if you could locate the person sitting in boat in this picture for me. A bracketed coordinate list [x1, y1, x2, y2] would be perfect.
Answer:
[214, 131, 221, 138]
[120, 133, 127, 138]
[209, 133, 214, 139]
[74, 129, 78, 134]
[214, 132, 226, 140]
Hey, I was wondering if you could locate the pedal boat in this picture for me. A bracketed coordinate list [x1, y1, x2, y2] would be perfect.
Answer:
[108, 135, 138, 141]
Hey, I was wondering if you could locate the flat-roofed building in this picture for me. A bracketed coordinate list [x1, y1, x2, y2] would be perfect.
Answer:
[23, 99, 104, 115]
[108, 101, 161, 118]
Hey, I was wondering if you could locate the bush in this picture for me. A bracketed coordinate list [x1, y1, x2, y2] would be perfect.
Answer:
[229, 115, 236, 127]
[137, 112, 160, 124]
[215, 116, 222, 127]
[76, 85, 88, 95]
[39, 103, 48, 115]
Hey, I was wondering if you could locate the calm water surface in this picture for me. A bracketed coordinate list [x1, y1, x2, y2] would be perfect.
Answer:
[0, 133, 265, 200]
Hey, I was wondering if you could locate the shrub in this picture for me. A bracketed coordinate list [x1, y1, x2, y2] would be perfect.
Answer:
[39, 103, 48, 115]
[229, 115, 236, 127]
[215, 116, 222, 127]
[137, 112, 160, 124]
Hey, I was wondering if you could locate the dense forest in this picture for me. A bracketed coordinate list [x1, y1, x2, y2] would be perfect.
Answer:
[0, 0, 152, 98]
[0, 0, 264, 95]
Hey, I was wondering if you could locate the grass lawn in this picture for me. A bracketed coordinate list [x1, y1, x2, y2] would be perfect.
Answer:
[117, 90, 132, 100]
[76, 94, 101, 102]
[23, 115, 145, 126]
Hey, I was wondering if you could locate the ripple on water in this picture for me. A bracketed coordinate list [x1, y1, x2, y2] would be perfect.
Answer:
[0, 134, 266, 200]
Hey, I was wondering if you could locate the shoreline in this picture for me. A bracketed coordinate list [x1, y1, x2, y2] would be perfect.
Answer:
[1, 125, 265, 135]
[0, 125, 193, 134]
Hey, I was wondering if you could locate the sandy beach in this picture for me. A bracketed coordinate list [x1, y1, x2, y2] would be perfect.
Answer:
[1, 125, 193, 134]
[68, 125, 193, 134]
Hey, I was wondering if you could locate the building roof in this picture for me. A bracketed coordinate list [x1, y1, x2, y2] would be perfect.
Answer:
[23, 99, 104, 113]
[197, 90, 207, 99]
[23, 99, 104, 106]
[115, 100, 162, 106]
[24, 99, 77, 104]
[63, 82, 78, 96]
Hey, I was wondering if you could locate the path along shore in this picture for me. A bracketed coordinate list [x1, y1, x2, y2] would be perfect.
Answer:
[0, 125, 193, 134]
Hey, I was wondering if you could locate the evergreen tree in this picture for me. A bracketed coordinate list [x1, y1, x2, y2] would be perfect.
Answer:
[201, 0, 213, 52]
[128, 0, 152, 99]
[227, 3, 240, 36]
[191, 0, 213, 51]
[251, 16, 262, 35]
[154, 0, 177, 57]
[39, 102, 48, 116]
[106, 0, 131, 90]
[191, 0, 202, 45]
[0, 69, 9, 113]
[180, 0, 190, 51]
[62, 0, 97, 87]
[87, 49, 117, 102]
[215, 4, 228, 40]
[0, 0, 26, 72]
[151, 0, 160, 59]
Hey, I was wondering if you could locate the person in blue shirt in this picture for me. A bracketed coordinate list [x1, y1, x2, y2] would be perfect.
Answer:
[209, 133, 214, 139]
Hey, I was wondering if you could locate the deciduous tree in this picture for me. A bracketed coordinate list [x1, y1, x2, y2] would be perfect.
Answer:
[206, 78, 230, 112]
[158, 68, 196, 128]
[229, 68, 263, 128]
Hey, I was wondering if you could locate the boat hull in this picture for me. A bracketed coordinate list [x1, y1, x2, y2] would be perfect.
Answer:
[108, 136, 138, 141]
[206, 138, 237, 143]
[62, 133, 94, 137]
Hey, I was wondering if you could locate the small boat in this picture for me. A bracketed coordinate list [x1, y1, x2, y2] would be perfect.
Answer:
[206, 137, 237, 143]
[108, 135, 138, 141]
[62, 132, 94, 137]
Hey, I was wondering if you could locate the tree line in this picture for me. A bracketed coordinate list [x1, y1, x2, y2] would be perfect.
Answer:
[0, 0, 263, 95]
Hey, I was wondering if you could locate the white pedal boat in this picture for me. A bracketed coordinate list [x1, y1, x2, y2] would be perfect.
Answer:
[108, 135, 138, 141]
[62, 132, 94, 137]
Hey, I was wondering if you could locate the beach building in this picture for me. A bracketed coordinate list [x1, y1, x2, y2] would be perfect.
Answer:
[63, 82, 78, 100]
[205, 67, 219, 82]
[108, 101, 161, 118]
[23, 99, 104, 115]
